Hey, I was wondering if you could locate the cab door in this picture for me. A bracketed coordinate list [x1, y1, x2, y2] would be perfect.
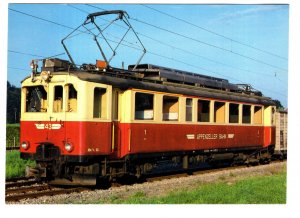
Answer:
[111, 88, 121, 157]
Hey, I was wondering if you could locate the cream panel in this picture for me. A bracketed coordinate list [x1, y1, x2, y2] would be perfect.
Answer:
[155, 94, 163, 122]
[264, 106, 273, 126]
[238, 104, 243, 124]
[120, 90, 133, 123]
[192, 98, 198, 123]
[178, 97, 184, 122]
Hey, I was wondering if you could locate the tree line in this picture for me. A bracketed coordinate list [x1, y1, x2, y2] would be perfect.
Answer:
[7, 81, 21, 124]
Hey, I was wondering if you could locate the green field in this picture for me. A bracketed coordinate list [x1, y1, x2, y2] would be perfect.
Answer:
[6, 151, 35, 179]
[102, 170, 286, 204]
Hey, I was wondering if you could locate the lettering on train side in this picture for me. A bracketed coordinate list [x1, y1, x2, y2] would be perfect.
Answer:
[186, 134, 235, 140]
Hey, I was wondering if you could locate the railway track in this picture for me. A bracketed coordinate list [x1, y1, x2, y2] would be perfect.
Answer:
[6, 160, 285, 203]
[5, 178, 88, 202]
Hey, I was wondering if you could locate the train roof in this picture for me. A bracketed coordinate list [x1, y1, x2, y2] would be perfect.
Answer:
[24, 58, 275, 106]
[73, 70, 274, 106]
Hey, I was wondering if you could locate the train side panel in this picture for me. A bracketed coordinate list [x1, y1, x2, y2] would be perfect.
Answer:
[118, 123, 265, 158]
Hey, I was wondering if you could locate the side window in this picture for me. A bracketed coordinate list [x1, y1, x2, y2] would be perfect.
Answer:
[198, 99, 210, 122]
[53, 86, 63, 113]
[93, 87, 107, 118]
[214, 101, 225, 123]
[254, 106, 262, 124]
[25, 86, 48, 112]
[186, 98, 193, 122]
[135, 92, 154, 120]
[242, 105, 251, 124]
[229, 103, 239, 123]
[163, 96, 179, 121]
[67, 84, 77, 112]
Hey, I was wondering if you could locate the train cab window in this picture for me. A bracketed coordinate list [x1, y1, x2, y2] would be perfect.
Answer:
[93, 88, 107, 118]
[198, 100, 210, 122]
[163, 96, 179, 121]
[254, 106, 262, 124]
[135, 92, 154, 120]
[25, 86, 48, 112]
[53, 86, 63, 113]
[67, 84, 77, 112]
[214, 101, 225, 123]
[242, 105, 251, 124]
[186, 98, 193, 122]
[229, 103, 239, 123]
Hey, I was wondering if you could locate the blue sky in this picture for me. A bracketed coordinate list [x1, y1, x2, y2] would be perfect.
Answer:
[7, 3, 289, 106]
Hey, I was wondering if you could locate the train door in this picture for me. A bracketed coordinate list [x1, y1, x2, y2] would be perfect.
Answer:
[111, 88, 121, 156]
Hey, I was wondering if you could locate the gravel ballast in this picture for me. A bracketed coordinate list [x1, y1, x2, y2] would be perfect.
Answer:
[8, 162, 286, 204]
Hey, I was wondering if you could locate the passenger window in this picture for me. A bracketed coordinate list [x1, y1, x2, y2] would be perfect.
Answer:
[67, 84, 77, 112]
[53, 86, 63, 113]
[186, 98, 193, 122]
[25, 86, 48, 112]
[93, 88, 107, 118]
[198, 100, 210, 122]
[254, 106, 262, 124]
[229, 103, 239, 123]
[135, 92, 154, 120]
[214, 101, 225, 123]
[163, 96, 179, 121]
[242, 105, 251, 124]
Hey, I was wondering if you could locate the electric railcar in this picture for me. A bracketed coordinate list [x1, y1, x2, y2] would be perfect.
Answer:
[19, 10, 276, 186]
[20, 59, 276, 185]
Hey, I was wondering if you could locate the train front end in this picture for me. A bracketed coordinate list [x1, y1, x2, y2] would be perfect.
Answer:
[19, 59, 111, 185]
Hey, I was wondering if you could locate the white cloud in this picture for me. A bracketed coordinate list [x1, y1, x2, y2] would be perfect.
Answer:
[218, 5, 288, 23]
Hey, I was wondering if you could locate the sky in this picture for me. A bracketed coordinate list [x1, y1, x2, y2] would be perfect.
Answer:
[6, 3, 289, 106]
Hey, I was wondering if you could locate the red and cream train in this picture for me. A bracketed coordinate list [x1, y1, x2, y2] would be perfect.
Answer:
[20, 60, 276, 185]
[20, 10, 276, 185]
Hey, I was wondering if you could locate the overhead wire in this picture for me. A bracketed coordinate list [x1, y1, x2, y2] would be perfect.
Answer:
[84, 4, 287, 73]
[8, 6, 287, 98]
[129, 16, 288, 73]
[141, 4, 288, 61]
[84, 4, 287, 93]
[83, 4, 287, 79]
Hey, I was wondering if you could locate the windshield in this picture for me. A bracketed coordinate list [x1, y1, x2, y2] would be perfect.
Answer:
[25, 86, 48, 112]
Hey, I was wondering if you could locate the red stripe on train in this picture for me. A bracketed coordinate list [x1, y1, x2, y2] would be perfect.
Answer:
[20, 121, 275, 158]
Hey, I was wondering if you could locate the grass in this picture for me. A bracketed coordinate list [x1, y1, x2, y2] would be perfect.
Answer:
[6, 150, 35, 179]
[105, 171, 286, 204]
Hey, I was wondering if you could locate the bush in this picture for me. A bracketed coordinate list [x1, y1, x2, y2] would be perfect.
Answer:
[6, 124, 20, 147]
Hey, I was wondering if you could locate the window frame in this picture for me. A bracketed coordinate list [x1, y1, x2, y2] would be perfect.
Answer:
[162, 95, 179, 121]
[93, 87, 108, 119]
[213, 101, 226, 123]
[229, 103, 240, 124]
[134, 92, 155, 121]
[198, 99, 211, 123]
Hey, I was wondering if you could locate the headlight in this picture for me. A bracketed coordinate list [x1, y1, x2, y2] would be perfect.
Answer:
[65, 142, 74, 152]
[21, 141, 29, 150]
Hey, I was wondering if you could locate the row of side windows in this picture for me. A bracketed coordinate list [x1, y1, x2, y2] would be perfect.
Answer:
[134, 92, 264, 124]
